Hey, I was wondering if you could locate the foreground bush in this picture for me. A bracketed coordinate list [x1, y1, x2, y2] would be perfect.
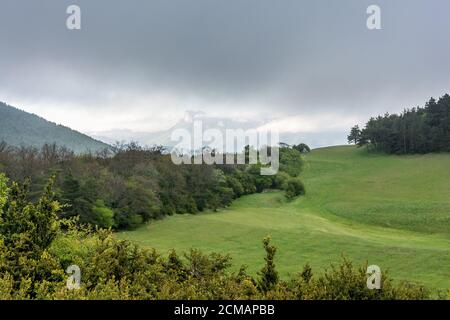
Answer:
[284, 178, 306, 199]
[0, 174, 430, 300]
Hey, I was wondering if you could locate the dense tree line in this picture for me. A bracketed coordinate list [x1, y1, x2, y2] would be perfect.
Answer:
[348, 94, 450, 154]
[0, 176, 435, 300]
[0, 141, 305, 230]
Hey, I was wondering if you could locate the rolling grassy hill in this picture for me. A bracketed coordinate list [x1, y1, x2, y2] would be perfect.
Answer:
[117, 146, 450, 293]
[0, 102, 110, 154]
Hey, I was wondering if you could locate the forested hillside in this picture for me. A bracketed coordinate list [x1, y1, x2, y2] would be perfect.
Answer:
[348, 94, 450, 154]
[0, 102, 110, 154]
[0, 141, 305, 230]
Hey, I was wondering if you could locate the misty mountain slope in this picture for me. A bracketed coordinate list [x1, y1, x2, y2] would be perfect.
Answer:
[0, 102, 110, 154]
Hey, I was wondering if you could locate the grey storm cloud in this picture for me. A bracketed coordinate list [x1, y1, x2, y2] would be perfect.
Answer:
[1, 0, 450, 131]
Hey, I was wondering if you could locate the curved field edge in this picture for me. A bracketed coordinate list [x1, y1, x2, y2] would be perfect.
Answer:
[117, 146, 450, 294]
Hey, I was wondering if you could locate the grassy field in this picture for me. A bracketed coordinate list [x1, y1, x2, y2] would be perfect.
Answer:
[117, 146, 450, 294]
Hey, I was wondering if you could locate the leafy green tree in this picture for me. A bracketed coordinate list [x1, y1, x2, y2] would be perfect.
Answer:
[233, 171, 257, 195]
[248, 165, 274, 193]
[348, 125, 362, 145]
[258, 236, 279, 293]
[273, 171, 290, 189]
[0, 176, 60, 255]
[293, 143, 311, 153]
[59, 171, 96, 224]
[91, 199, 115, 228]
[0, 173, 8, 212]
[284, 178, 306, 199]
[225, 175, 244, 198]
[279, 147, 304, 177]
[0, 175, 63, 296]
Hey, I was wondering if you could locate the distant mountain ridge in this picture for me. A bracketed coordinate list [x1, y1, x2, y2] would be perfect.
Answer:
[90, 111, 346, 150]
[91, 111, 267, 151]
[0, 102, 110, 154]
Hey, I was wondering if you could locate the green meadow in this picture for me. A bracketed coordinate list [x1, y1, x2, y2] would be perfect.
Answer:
[117, 146, 450, 294]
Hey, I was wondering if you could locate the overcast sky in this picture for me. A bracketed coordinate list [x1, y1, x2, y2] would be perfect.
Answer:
[1, 0, 450, 143]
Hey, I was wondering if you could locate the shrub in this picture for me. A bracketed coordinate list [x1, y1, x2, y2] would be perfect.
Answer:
[258, 237, 279, 293]
[273, 172, 290, 189]
[226, 176, 244, 198]
[284, 178, 306, 199]
[91, 199, 115, 228]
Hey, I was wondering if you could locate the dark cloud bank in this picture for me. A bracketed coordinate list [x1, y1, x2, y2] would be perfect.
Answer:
[1, 0, 449, 145]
